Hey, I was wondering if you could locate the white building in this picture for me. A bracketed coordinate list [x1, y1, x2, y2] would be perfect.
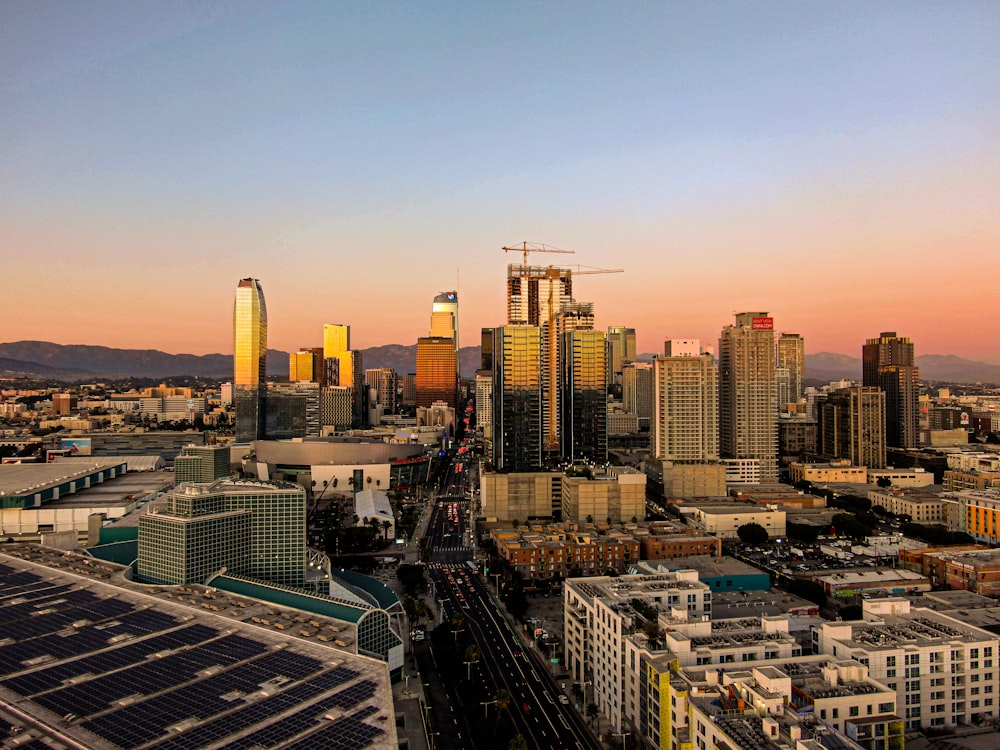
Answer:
[814, 598, 1000, 730]
[684, 503, 786, 539]
[564, 571, 712, 732]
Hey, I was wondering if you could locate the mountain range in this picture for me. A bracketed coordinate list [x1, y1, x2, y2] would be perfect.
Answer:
[0, 341, 483, 381]
[1, 341, 998, 385]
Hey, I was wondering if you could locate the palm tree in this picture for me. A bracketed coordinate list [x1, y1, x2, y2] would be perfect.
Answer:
[381, 519, 392, 540]
[493, 688, 511, 730]
[586, 702, 599, 726]
[509, 735, 528, 750]
[375, 479, 381, 488]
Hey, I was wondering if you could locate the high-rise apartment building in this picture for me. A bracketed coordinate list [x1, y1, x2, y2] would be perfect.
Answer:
[322, 324, 352, 387]
[719, 313, 778, 482]
[622, 362, 653, 430]
[506, 265, 572, 326]
[541, 301, 597, 454]
[492, 326, 543, 471]
[416, 336, 458, 407]
[560, 329, 608, 463]
[776, 332, 805, 407]
[233, 278, 267, 442]
[863, 332, 920, 449]
[652, 352, 718, 461]
[817, 386, 886, 468]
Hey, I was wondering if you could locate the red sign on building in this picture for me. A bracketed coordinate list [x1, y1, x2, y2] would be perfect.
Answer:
[752, 317, 773, 330]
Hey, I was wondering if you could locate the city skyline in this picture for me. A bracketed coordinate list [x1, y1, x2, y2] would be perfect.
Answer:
[3, 3, 999, 360]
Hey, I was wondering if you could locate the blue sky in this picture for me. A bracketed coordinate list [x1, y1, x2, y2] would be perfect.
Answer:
[3, 1, 999, 358]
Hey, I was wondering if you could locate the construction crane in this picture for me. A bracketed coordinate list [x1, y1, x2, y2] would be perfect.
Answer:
[502, 242, 575, 267]
[565, 264, 624, 275]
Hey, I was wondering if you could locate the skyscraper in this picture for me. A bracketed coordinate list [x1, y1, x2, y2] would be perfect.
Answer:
[366, 368, 398, 416]
[776, 333, 805, 408]
[416, 337, 458, 407]
[492, 326, 543, 471]
[506, 264, 572, 326]
[622, 362, 654, 431]
[607, 325, 637, 382]
[560, 329, 608, 463]
[289, 347, 323, 382]
[323, 324, 351, 386]
[719, 312, 779, 482]
[817, 386, 886, 468]
[233, 278, 267, 442]
[862, 331, 920, 449]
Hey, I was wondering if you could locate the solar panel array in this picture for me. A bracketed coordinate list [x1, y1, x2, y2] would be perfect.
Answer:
[0, 561, 390, 750]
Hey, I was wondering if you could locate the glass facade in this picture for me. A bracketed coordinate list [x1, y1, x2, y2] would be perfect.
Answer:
[415, 336, 458, 407]
[233, 278, 267, 442]
[560, 329, 608, 463]
[492, 326, 543, 471]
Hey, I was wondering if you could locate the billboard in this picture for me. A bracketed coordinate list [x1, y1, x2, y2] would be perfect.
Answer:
[60, 438, 92, 456]
[752, 317, 774, 331]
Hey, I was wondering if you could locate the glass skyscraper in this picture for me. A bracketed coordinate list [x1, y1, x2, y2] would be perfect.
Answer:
[233, 278, 267, 442]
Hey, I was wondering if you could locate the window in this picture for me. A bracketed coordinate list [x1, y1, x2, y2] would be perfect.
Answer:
[849, 706, 860, 717]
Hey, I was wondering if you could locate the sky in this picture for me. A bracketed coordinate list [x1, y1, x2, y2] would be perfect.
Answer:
[2, 1, 999, 361]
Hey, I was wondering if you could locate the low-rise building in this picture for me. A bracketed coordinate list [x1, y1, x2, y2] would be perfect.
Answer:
[684, 503, 786, 539]
[789, 461, 868, 484]
[868, 486, 946, 524]
[639, 522, 722, 561]
[490, 524, 640, 579]
[815, 569, 930, 597]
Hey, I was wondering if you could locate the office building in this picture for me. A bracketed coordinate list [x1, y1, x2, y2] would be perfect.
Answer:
[174, 444, 230, 484]
[416, 336, 458, 407]
[719, 313, 779, 483]
[863, 332, 920, 449]
[652, 352, 718, 462]
[430, 289, 460, 397]
[289, 347, 323, 382]
[138, 478, 307, 586]
[365, 367, 398, 417]
[560, 329, 608, 463]
[561, 466, 646, 524]
[52, 393, 77, 415]
[265, 381, 321, 438]
[607, 325, 637, 382]
[321, 386, 353, 431]
[622, 362, 653, 430]
[492, 326, 543, 471]
[233, 277, 267, 442]
[776, 332, 805, 407]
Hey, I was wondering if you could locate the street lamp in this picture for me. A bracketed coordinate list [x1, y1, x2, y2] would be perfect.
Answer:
[613, 727, 630, 750]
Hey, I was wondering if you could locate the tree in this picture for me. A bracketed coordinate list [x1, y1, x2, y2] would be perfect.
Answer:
[737, 522, 769, 544]
[381, 519, 392, 540]
[586, 702, 599, 726]
[509, 734, 529, 750]
[572, 683, 584, 706]
[876, 476, 892, 488]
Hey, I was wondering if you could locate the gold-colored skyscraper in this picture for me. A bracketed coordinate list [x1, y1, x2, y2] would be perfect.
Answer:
[323, 324, 353, 388]
[233, 278, 267, 441]
[234, 278, 267, 386]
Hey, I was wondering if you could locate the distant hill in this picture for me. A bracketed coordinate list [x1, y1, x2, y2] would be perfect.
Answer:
[0, 341, 483, 381]
[2, 341, 996, 385]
